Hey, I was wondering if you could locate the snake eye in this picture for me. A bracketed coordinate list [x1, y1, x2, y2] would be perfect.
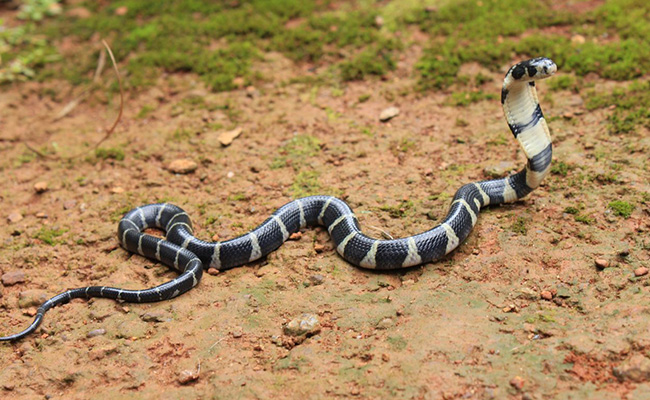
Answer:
[543, 66, 548, 74]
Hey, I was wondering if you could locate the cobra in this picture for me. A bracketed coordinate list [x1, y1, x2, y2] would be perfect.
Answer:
[1, 57, 557, 341]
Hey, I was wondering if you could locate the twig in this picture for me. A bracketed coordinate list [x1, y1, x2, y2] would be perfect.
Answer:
[92, 39, 124, 151]
[93, 46, 107, 83]
[208, 336, 226, 351]
[26, 39, 124, 159]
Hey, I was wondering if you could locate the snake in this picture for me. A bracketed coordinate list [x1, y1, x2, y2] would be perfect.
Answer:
[1, 57, 556, 342]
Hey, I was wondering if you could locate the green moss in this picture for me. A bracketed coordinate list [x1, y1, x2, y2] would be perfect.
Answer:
[548, 75, 579, 92]
[136, 104, 155, 119]
[0, 22, 60, 83]
[34, 226, 66, 245]
[169, 127, 194, 142]
[448, 90, 496, 106]
[574, 215, 594, 225]
[510, 216, 528, 235]
[95, 147, 125, 161]
[414, 0, 650, 90]
[379, 199, 414, 219]
[416, 41, 463, 90]
[358, 94, 371, 103]
[271, 135, 321, 170]
[340, 47, 395, 81]
[641, 192, 650, 204]
[564, 207, 579, 215]
[551, 161, 571, 176]
[609, 200, 634, 218]
[586, 81, 650, 134]
[291, 170, 321, 197]
[390, 137, 416, 157]
[228, 192, 247, 201]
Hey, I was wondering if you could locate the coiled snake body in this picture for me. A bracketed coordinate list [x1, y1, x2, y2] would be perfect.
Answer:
[1, 58, 557, 341]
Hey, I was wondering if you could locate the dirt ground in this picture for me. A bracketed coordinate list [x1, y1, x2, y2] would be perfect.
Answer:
[1, 10, 650, 400]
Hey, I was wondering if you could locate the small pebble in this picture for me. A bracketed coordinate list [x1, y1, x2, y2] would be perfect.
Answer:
[35, 212, 47, 219]
[308, 274, 324, 286]
[232, 326, 243, 338]
[313, 243, 325, 253]
[218, 127, 243, 146]
[87, 328, 106, 338]
[509, 376, 525, 390]
[595, 258, 610, 269]
[7, 212, 23, 223]
[613, 354, 650, 383]
[110, 187, 125, 194]
[18, 290, 48, 308]
[62, 200, 77, 210]
[34, 181, 48, 193]
[376, 317, 394, 330]
[177, 370, 199, 385]
[141, 310, 172, 322]
[289, 232, 302, 240]
[634, 267, 649, 277]
[226, 171, 235, 179]
[540, 290, 553, 301]
[245, 86, 258, 98]
[207, 267, 220, 276]
[283, 313, 321, 337]
[2, 270, 26, 286]
[379, 106, 399, 122]
[571, 34, 586, 45]
[167, 159, 198, 174]
[518, 288, 537, 300]
[66, 7, 92, 19]
[23, 307, 37, 317]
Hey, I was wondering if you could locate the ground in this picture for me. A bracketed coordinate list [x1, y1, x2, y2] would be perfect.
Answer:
[1, 1, 649, 399]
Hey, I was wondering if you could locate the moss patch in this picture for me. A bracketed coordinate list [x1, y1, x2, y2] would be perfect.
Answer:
[586, 81, 650, 134]
[608, 200, 634, 218]
[271, 135, 321, 170]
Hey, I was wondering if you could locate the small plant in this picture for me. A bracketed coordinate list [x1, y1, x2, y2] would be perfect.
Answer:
[551, 161, 571, 176]
[379, 199, 414, 219]
[95, 147, 125, 161]
[574, 215, 594, 225]
[18, 0, 61, 21]
[34, 226, 66, 245]
[291, 170, 321, 197]
[510, 216, 528, 235]
[564, 207, 579, 215]
[340, 47, 395, 81]
[271, 135, 321, 170]
[609, 200, 634, 218]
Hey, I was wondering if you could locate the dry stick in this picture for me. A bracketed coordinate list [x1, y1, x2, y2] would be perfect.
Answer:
[24, 40, 124, 159]
[92, 39, 124, 151]
[53, 44, 106, 122]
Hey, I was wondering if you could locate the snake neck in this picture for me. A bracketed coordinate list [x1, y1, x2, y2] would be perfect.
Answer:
[501, 58, 556, 191]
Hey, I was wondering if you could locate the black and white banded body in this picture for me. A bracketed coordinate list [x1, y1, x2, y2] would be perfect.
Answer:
[0, 57, 556, 342]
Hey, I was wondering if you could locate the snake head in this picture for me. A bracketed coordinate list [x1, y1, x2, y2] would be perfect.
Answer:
[509, 57, 557, 81]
